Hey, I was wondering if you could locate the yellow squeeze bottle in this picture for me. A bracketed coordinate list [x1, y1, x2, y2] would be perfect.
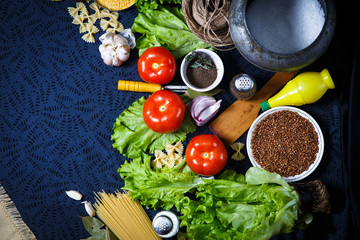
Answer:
[260, 69, 335, 111]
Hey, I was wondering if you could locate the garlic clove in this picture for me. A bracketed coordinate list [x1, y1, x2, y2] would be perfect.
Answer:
[65, 190, 83, 201]
[112, 57, 123, 67]
[113, 34, 128, 46]
[103, 55, 114, 66]
[82, 201, 96, 217]
[116, 46, 130, 62]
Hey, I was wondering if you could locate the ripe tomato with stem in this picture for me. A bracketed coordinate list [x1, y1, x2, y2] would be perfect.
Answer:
[143, 90, 185, 134]
[186, 134, 228, 176]
[138, 46, 176, 85]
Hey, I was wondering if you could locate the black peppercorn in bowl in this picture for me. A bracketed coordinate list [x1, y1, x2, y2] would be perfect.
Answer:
[180, 49, 224, 92]
[246, 106, 324, 182]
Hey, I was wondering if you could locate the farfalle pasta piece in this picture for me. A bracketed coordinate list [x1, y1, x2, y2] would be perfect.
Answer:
[89, 2, 102, 18]
[82, 32, 95, 43]
[109, 17, 121, 28]
[106, 26, 124, 34]
[100, 9, 111, 18]
[165, 142, 184, 155]
[72, 13, 85, 25]
[76, 2, 88, 15]
[86, 23, 100, 34]
[167, 153, 182, 165]
[151, 150, 167, 168]
[100, 19, 111, 31]
[151, 142, 185, 169]
[230, 142, 246, 161]
[108, 11, 119, 21]
[162, 157, 175, 168]
[81, 24, 99, 43]
[79, 23, 88, 33]
[173, 141, 184, 155]
[68, 6, 80, 18]
[85, 14, 98, 25]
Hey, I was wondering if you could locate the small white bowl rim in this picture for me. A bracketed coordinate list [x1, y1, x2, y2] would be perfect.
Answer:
[246, 106, 324, 182]
[180, 49, 224, 92]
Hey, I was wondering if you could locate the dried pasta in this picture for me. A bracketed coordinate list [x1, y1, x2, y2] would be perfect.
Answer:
[89, 2, 102, 18]
[230, 142, 246, 161]
[151, 142, 185, 169]
[72, 14, 85, 25]
[86, 14, 97, 25]
[151, 150, 167, 168]
[82, 32, 95, 43]
[68, 7, 80, 18]
[94, 191, 161, 240]
[100, 19, 111, 31]
[76, 2, 88, 15]
[68, 0, 126, 43]
[165, 141, 184, 155]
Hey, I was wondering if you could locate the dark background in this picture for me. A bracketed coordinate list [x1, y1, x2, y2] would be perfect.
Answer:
[0, 0, 359, 239]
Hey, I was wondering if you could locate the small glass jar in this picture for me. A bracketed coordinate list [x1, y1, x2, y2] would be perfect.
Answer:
[229, 74, 257, 100]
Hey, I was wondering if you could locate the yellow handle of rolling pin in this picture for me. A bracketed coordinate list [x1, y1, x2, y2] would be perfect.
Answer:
[117, 80, 162, 92]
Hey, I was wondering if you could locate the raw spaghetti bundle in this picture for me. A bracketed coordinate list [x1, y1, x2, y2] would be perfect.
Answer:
[94, 191, 161, 240]
[182, 0, 234, 49]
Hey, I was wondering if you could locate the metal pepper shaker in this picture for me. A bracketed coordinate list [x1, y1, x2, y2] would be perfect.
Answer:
[152, 211, 179, 238]
[229, 74, 257, 100]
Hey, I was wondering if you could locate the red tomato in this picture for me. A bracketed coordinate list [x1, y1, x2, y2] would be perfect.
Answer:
[186, 134, 227, 176]
[143, 90, 186, 134]
[138, 47, 176, 85]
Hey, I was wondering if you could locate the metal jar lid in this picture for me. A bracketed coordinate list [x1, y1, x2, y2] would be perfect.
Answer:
[230, 73, 257, 100]
[152, 211, 179, 238]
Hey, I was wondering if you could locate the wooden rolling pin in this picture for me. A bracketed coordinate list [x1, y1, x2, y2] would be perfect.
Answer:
[118, 80, 188, 93]
[209, 71, 299, 146]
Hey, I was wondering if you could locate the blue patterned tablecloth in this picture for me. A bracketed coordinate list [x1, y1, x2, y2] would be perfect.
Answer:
[0, 0, 355, 239]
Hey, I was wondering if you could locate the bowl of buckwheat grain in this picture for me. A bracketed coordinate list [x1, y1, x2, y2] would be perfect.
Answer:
[246, 106, 324, 182]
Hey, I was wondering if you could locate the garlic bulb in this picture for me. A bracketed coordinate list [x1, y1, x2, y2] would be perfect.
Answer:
[99, 32, 130, 67]
[65, 190, 83, 201]
[82, 201, 96, 217]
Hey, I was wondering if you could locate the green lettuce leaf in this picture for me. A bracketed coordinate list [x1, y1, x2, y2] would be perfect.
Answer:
[179, 168, 301, 240]
[135, 0, 182, 12]
[131, 6, 213, 59]
[118, 153, 202, 210]
[111, 96, 196, 159]
[119, 162, 302, 239]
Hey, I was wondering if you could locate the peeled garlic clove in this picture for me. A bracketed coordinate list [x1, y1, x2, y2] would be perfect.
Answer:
[82, 201, 96, 217]
[65, 190, 83, 201]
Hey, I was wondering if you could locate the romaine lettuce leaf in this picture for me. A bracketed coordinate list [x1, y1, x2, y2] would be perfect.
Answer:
[179, 168, 301, 240]
[131, 6, 213, 59]
[118, 153, 202, 210]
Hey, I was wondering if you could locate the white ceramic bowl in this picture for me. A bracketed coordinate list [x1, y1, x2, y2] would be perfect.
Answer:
[180, 49, 224, 92]
[246, 106, 324, 182]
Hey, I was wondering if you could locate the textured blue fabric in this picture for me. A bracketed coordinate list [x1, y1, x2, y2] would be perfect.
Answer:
[0, 0, 349, 239]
